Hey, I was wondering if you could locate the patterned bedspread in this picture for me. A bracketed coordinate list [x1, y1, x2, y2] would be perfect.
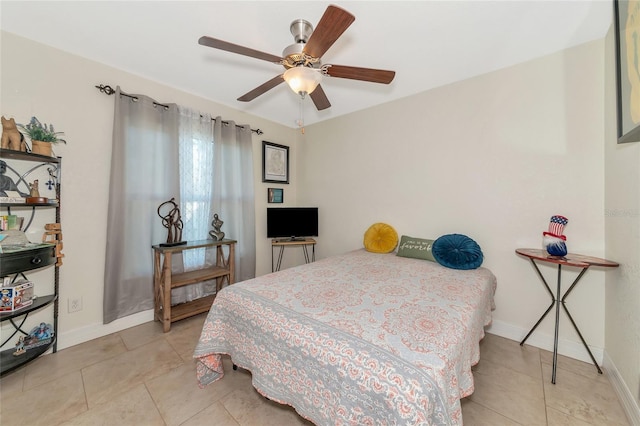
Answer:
[194, 249, 496, 425]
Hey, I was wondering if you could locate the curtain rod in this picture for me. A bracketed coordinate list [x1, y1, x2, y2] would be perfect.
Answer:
[95, 84, 264, 135]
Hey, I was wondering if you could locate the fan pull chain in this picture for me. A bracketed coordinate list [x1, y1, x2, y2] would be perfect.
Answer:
[296, 94, 305, 134]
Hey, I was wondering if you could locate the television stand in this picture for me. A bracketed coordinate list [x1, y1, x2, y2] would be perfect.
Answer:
[271, 238, 316, 272]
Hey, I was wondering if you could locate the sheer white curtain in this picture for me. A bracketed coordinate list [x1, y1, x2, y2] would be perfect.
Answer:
[172, 108, 216, 304]
[104, 87, 179, 323]
[166, 111, 258, 304]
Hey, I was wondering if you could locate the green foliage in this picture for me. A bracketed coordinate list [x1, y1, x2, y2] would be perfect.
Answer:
[17, 116, 66, 144]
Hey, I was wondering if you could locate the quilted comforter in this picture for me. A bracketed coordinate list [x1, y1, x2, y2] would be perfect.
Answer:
[194, 249, 496, 425]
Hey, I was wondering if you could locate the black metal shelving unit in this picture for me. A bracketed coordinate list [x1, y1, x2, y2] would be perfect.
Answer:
[0, 149, 61, 376]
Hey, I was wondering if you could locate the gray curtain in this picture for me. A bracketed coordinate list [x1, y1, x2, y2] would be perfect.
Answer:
[103, 87, 179, 323]
[104, 92, 256, 323]
[210, 117, 256, 282]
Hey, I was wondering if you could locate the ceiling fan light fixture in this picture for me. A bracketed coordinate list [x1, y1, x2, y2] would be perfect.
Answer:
[283, 66, 322, 96]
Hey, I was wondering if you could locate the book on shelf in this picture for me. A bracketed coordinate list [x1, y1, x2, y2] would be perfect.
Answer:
[0, 215, 23, 231]
[0, 191, 26, 204]
[0, 196, 26, 204]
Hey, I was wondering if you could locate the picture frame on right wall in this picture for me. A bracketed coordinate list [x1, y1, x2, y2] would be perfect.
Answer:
[614, 0, 640, 143]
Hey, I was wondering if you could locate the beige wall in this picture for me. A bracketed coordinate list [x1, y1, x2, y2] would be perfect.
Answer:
[604, 26, 640, 417]
[301, 39, 609, 360]
[0, 31, 296, 346]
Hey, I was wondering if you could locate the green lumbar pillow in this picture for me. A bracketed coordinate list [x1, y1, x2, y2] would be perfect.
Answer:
[396, 235, 436, 262]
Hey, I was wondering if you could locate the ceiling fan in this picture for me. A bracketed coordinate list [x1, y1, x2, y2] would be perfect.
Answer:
[198, 4, 396, 111]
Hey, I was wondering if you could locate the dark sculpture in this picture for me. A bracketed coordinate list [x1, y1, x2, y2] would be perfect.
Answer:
[209, 214, 225, 241]
[157, 198, 186, 247]
[0, 160, 27, 197]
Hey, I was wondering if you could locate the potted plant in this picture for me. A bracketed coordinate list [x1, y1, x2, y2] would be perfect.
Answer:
[17, 116, 66, 156]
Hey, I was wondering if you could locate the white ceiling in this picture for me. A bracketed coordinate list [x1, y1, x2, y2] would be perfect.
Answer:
[1, 1, 612, 128]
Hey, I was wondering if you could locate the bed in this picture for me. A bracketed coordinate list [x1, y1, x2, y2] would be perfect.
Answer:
[194, 249, 496, 425]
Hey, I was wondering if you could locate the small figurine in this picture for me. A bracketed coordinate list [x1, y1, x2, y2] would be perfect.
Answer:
[33, 322, 52, 340]
[209, 214, 225, 241]
[29, 179, 40, 198]
[1, 290, 11, 309]
[543, 215, 568, 257]
[43, 223, 64, 266]
[13, 336, 26, 356]
[1, 116, 27, 152]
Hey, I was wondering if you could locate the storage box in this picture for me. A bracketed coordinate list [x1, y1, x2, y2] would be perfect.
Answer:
[0, 280, 34, 312]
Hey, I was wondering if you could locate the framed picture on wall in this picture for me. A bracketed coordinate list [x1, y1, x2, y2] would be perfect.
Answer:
[614, 0, 640, 143]
[268, 188, 283, 203]
[262, 141, 289, 183]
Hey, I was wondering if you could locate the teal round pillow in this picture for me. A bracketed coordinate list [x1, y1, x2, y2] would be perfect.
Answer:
[432, 234, 483, 270]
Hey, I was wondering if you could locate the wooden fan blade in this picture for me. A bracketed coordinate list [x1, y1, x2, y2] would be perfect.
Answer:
[199, 36, 283, 63]
[310, 85, 331, 110]
[303, 5, 355, 59]
[323, 64, 395, 84]
[237, 75, 285, 102]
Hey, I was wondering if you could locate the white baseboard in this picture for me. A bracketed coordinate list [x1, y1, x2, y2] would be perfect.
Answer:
[603, 351, 640, 425]
[56, 309, 155, 350]
[485, 319, 603, 365]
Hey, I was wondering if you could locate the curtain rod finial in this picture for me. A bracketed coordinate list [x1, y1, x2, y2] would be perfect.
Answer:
[95, 84, 116, 95]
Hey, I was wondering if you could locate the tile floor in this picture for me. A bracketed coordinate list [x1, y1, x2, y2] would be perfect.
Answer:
[0, 313, 630, 425]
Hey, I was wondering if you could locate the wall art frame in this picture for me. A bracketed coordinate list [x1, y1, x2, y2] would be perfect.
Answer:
[267, 188, 283, 203]
[614, 0, 640, 143]
[262, 141, 289, 183]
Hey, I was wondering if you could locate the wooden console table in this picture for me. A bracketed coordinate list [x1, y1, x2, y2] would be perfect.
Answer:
[271, 238, 316, 272]
[152, 239, 236, 332]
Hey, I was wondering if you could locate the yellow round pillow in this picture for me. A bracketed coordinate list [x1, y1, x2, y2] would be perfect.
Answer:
[363, 223, 398, 253]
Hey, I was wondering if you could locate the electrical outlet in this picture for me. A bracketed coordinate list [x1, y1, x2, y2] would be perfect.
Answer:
[68, 297, 82, 313]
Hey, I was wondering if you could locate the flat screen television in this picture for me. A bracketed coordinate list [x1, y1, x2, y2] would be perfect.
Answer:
[267, 207, 318, 240]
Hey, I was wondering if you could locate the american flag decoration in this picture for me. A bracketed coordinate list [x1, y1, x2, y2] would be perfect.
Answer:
[546, 215, 568, 238]
[543, 215, 569, 256]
